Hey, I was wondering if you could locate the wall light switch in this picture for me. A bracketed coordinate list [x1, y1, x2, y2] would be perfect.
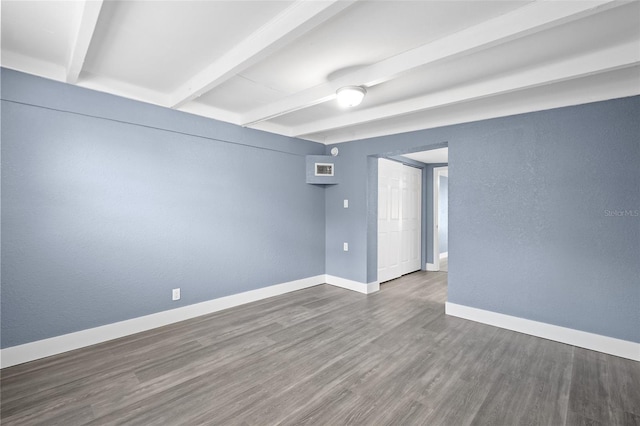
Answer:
[343, 199, 349, 208]
[172, 288, 181, 301]
[343, 242, 349, 251]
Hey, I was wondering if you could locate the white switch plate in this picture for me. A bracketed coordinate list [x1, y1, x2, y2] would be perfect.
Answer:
[343, 242, 349, 251]
[172, 288, 180, 301]
[343, 199, 348, 208]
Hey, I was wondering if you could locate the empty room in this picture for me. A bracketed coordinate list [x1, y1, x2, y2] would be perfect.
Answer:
[1, 0, 639, 425]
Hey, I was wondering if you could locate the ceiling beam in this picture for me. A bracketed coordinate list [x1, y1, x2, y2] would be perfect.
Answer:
[169, 0, 356, 109]
[66, 0, 103, 84]
[241, 0, 621, 126]
[312, 66, 640, 145]
[291, 41, 640, 137]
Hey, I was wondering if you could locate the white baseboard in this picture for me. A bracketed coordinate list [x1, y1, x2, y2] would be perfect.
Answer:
[440, 252, 448, 259]
[325, 274, 379, 294]
[426, 263, 438, 271]
[0, 275, 326, 369]
[0, 274, 383, 368]
[445, 302, 640, 362]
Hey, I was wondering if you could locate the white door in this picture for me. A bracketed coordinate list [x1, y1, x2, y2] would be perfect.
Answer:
[401, 165, 422, 275]
[378, 158, 402, 283]
[378, 159, 422, 283]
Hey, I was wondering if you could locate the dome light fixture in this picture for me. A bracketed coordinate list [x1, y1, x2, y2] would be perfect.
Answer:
[336, 86, 366, 108]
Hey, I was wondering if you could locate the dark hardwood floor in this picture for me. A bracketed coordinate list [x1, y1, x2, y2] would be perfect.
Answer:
[1, 270, 638, 425]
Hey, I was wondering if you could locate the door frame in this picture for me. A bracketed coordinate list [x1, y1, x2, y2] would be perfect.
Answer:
[432, 166, 448, 271]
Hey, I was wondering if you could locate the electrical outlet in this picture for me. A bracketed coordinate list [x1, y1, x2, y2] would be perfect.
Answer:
[343, 199, 349, 208]
[343, 242, 349, 251]
[172, 288, 180, 301]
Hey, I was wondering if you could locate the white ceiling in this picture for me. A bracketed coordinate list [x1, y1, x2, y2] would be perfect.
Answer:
[2, 1, 639, 145]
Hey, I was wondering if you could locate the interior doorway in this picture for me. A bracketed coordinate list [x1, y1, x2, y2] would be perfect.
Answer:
[367, 144, 447, 286]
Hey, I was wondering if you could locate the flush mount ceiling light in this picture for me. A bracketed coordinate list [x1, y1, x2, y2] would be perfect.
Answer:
[336, 86, 366, 108]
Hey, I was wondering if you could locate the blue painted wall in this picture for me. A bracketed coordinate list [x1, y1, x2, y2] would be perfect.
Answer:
[439, 175, 448, 254]
[325, 96, 639, 342]
[1, 69, 326, 348]
[2, 67, 638, 347]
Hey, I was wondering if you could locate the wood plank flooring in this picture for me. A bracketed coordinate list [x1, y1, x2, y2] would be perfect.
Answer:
[1, 271, 638, 425]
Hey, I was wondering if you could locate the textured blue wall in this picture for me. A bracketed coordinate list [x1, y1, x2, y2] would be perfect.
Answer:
[325, 96, 639, 342]
[439, 175, 448, 254]
[2, 67, 638, 347]
[447, 106, 639, 343]
[1, 69, 326, 348]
